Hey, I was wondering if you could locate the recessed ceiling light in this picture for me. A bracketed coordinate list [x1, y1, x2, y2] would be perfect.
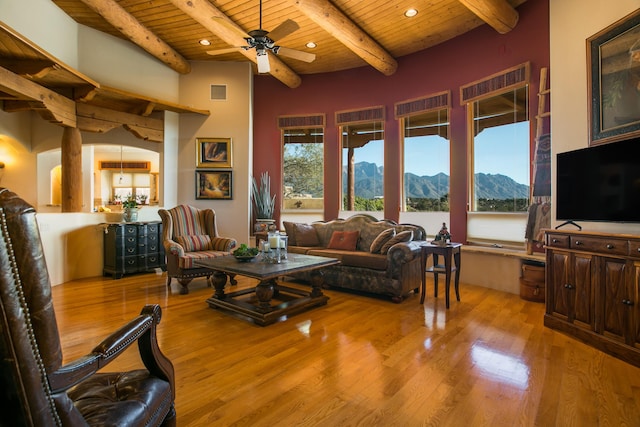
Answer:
[306, 42, 317, 49]
[404, 9, 418, 18]
[199, 39, 211, 46]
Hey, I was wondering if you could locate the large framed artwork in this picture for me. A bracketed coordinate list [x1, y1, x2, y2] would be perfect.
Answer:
[196, 137, 232, 168]
[196, 170, 232, 200]
[588, 9, 640, 145]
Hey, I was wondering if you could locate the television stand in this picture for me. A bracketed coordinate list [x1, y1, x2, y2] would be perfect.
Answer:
[555, 220, 581, 230]
[545, 230, 640, 368]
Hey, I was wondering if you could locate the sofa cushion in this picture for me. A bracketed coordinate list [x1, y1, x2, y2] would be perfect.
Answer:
[178, 250, 228, 269]
[342, 251, 387, 270]
[175, 234, 212, 252]
[307, 249, 387, 271]
[294, 223, 321, 246]
[327, 230, 360, 251]
[380, 230, 413, 254]
[370, 228, 396, 253]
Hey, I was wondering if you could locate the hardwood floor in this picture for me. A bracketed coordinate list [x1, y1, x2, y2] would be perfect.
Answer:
[52, 273, 640, 426]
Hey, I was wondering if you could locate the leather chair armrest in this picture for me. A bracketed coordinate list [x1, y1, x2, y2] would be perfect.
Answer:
[48, 305, 174, 397]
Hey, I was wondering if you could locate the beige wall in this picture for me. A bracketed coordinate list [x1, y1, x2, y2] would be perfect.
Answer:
[550, 0, 640, 235]
[178, 61, 254, 246]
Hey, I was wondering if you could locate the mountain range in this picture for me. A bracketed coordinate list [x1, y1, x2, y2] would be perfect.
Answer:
[343, 161, 529, 199]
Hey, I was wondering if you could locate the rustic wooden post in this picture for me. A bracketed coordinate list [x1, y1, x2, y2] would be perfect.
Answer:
[61, 127, 83, 212]
[347, 146, 355, 210]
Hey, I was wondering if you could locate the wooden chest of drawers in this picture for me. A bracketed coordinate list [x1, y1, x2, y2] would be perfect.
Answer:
[103, 221, 166, 279]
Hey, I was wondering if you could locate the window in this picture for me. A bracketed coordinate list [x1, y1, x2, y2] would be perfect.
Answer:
[462, 63, 531, 245]
[112, 172, 151, 205]
[470, 86, 530, 213]
[402, 109, 450, 212]
[341, 121, 384, 211]
[282, 127, 324, 210]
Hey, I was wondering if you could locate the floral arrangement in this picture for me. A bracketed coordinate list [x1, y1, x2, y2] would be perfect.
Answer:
[122, 194, 148, 209]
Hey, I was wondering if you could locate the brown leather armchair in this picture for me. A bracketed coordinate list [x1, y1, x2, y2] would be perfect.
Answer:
[159, 205, 237, 294]
[0, 188, 176, 426]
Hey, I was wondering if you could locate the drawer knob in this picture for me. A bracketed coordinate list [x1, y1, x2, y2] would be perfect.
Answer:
[552, 238, 559, 243]
[575, 240, 582, 246]
[606, 244, 614, 250]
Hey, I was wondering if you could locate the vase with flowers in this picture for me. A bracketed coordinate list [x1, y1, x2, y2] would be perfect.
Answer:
[122, 194, 143, 222]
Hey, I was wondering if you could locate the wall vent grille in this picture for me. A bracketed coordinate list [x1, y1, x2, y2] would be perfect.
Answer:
[210, 84, 227, 100]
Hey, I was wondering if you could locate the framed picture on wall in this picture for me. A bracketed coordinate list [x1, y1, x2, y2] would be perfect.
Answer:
[588, 9, 640, 145]
[196, 137, 232, 168]
[196, 170, 232, 200]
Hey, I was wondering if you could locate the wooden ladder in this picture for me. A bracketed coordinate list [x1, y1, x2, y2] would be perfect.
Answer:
[532, 66, 550, 200]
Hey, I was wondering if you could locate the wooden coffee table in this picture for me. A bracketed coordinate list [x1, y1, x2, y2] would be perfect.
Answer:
[194, 253, 339, 326]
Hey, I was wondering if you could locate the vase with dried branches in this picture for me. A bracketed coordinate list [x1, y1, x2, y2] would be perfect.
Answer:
[251, 172, 276, 232]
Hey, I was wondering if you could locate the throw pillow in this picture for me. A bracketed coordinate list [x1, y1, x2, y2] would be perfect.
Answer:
[370, 228, 396, 253]
[283, 221, 298, 246]
[294, 223, 320, 246]
[327, 230, 360, 251]
[380, 230, 413, 255]
[175, 234, 212, 252]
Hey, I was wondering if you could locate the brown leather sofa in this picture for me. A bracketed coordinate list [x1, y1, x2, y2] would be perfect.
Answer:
[0, 188, 176, 426]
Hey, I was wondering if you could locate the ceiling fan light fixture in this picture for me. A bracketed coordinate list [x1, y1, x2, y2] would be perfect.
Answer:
[404, 8, 418, 18]
[256, 50, 270, 73]
[306, 42, 317, 49]
[199, 39, 211, 46]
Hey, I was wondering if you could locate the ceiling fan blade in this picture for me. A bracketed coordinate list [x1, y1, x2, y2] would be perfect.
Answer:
[275, 46, 316, 63]
[206, 47, 243, 56]
[267, 19, 299, 42]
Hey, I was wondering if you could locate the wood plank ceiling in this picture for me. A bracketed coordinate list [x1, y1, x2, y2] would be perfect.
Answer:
[0, 0, 527, 140]
[51, 0, 527, 88]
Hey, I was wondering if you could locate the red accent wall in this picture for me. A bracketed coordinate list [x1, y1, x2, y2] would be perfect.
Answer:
[254, 0, 549, 242]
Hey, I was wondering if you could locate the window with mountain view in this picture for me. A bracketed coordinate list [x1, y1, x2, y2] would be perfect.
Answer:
[470, 85, 530, 212]
[402, 109, 450, 212]
[341, 121, 384, 211]
[283, 127, 324, 210]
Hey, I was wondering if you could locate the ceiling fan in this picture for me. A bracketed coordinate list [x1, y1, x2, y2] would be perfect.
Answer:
[206, 0, 316, 73]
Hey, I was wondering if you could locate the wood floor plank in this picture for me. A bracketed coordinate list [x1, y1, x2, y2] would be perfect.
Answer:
[51, 273, 640, 426]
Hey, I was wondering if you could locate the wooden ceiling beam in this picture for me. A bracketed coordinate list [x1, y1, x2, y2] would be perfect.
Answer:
[168, 0, 302, 88]
[458, 0, 519, 34]
[0, 65, 76, 127]
[78, 0, 191, 74]
[76, 103, 164, 142]
[291, 0, 397, 76]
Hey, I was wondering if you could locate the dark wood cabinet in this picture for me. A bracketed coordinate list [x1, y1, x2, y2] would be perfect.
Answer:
[545, 230, 640, 367]
[103, 221, 166, 279]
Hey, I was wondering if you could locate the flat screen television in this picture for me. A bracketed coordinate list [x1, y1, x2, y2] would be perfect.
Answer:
[557, 137, 640, 223]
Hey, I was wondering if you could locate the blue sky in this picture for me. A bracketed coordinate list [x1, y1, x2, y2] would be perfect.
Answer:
[346, 122, 530, 185]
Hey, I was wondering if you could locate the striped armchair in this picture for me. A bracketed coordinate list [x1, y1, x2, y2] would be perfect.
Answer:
[159, 205, 237, 294]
